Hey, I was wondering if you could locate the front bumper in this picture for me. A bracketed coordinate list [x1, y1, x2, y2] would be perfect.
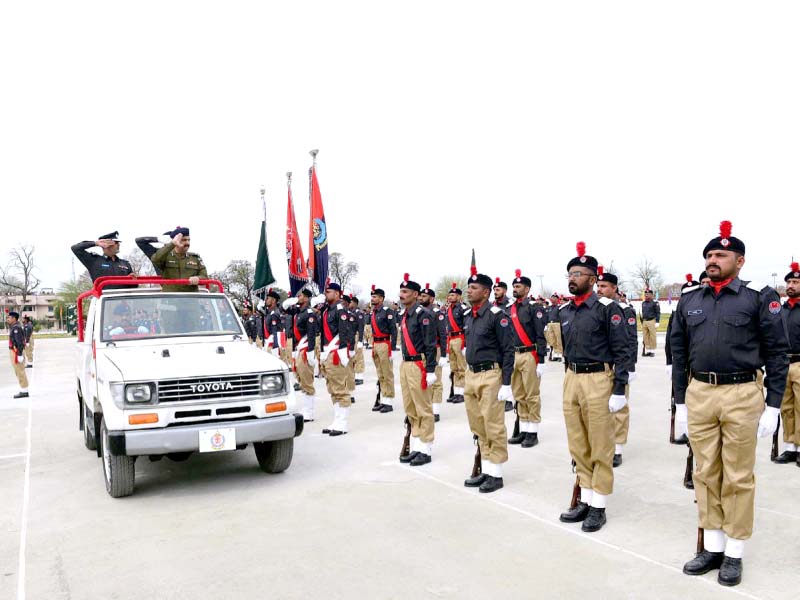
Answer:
[107, 413, 304, 456]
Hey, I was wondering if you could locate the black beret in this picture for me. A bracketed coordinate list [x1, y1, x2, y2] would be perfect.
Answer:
[300, 289, 313, 297]
[448, 283, 462, 295]
[698, 271, 708, 281]
[468, 267, 493, 289]
[566, 241, 598, 274]
[681, 273, 700, 291]
[266, 289, 280, 300]
[597, 266, 618, 285]
[8, 310, 19, 319]
[702, 220, 745, 257]
[326, 281, 342, 292]
[512, 269, 532, 287]
[493, 278, 507, 290]
[785, 262, 800, 282]
[400, 273, 421, 293]
[164, 226, 190, 237]
[420, 284, 435, 297]
[370, 286, 386, 297]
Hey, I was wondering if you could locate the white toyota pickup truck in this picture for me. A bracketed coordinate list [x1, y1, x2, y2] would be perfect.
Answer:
[76, 276, 302, 497]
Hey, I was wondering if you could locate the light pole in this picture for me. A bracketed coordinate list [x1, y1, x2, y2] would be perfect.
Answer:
[537, 274, 544, 295]
[772, 272, 777, 289]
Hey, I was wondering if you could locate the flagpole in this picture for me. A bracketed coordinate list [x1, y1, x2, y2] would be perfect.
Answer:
[308, 149, 319, 292]
[260, 185, 266, 224]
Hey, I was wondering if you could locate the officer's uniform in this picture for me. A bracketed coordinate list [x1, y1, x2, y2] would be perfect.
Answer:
[350, 299, 366, 385]
[420, 285, 448, 419]
[286, 292, 319, 422]
[640, 294, 661, 355]
[776, 263, 800, 465]
[546, 295, 564, 359]
[506, 271, 548, 448]
[244, 311, 264, 348]
[614, 296, 638, 460]
[462, 270, 515, 492]
[261, 293, 285, 359]
[671, 223, 788, 585]
[22, 318, 34, 366]
[397, 278, 437, 465]
[558, 244, 629, 531]
[148, 229, 208, 292]
[370, 288, 398, 412]
[446, 284, 469, 402]
[319, 285, 355, 436]
[71, 231, 134, 288]
[7, 314, 29, 397]
[342, 297, 358, 396]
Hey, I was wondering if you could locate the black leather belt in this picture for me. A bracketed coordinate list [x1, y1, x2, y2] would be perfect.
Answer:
[567, 362, 605, 374]
[373, 336, 391, 342]
[468, 361, 497, 373]
[692, 371, 757, 385]
[449, 331, 464, 336]
[789, 354, 800, 364]
[515, 345, 536, 354]
[404, 355, 423, 362]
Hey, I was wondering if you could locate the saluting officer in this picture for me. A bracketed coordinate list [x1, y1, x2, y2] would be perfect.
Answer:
[557, 243, 629, 533]
[283, 289, 321, 422]
[71, 231, 134, 288]
[319, 281, 355, 436]
[396, 275, 437, 466]
[462, 267, 515, 494]
[420, 284, 449, 422]
[506, 269, 548, 448]
[774, 261, 800, 466]
[671, 221, 788, 587]
[640, 288, 661, 357]
[146, 227, 208, 292]
[446, 283, 469, 403]
[369, 285, 398, 413]
[6, 311, 29, 398]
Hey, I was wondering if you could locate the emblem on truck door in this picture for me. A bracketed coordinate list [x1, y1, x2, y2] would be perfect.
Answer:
[189, 381, 234, 393]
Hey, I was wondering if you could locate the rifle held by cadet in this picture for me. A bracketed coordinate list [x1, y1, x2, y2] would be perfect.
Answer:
[569, 459, 580, 510]
[470, 434, 482, 478]
[512, 401, 520, 439]
[400, 416, 411, 459]
[683, 445, 694, 490]
[374, 380, 382, 410]
[771, 414, 781, 461]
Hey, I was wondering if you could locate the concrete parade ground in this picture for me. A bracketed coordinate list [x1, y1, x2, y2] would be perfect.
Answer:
[1, 337, 798, 600]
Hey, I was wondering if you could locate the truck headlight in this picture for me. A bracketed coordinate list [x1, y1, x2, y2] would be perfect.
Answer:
[260, 374, 284, 395]
[125, 383, 154, 403]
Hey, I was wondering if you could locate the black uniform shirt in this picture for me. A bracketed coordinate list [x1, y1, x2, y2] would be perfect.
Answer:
[22, 321, 33, 343]
[508, 299, 548, 359]
[244, 314, 262, 342]
[620, 302, 638, 371]
[670, 278, 789, 408]
[71, 241, 134, 287]
[321, 301, 354, 349]
[264, 308, 284, 346]
[547, 304, 560, 324]
[464, 302, 515, 385]
[286, 305, 318, 351]
[370, 306, 398, 347]
[446, 302, 467, 335]
[399, 302, 436, 373]
[8, 322, 25, 355]
[641, 299, 661, 323]
[558, 293, 630, 395]
[431, 306, 448, 354]
[783, 299, 800, 354]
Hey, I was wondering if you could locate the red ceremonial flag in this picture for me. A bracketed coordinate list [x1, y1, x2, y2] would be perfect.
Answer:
[286, 175, 310, 296]
[308, 155, 329, 290]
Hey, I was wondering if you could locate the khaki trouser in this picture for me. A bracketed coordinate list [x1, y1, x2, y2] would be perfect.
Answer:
[346, 349, 356, 393]
[24, 338, 34, 363]
[9, 350, 28, 389]
[364, 325, 373, 346]
[255, 337, 264, 349]
[614, 386, 630, 445]
[688, 379, 763, 540]
[781, 362, 800, 445]
[352, 344, 365, 375]
[548, 322, 563, 355]
[294, 350, 315, 396]
[448, 337, 466, 388]
[400, 361, 435, 444]
[324, 353, 351, 407]
[642, 319, 657, 351]
[563, 368, 615, 495]
[281, 338, 293, 369]
[372, 342, 395, 399]
[465, 366, 507, 464]
[511, 352, 541, 422]
[429, 348, 443, 404]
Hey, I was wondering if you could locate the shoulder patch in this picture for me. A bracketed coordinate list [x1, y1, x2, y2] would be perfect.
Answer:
[598, 297, 614, 306]
[746, 281, 769, 292]
[438, 314, 445, 320]
[490, 306, 502, 314]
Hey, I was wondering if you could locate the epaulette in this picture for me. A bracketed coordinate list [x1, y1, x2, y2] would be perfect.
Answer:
[398, 308, 406, 316]
[336, 303, 344, 309]
[432, 306, 440, 313]
[682, 285, 701, 295]
[306, 308, 314, 313]
[415, 306, 422, 314]
[381, 306, 387, 311]
[490, 306, 502, 314]
[558, 302, 570, 310]
[461, 302, 469, 310]
[618, 302, 629, 308]
[598, 297, 614, 306]
[746, 281, 768, 293]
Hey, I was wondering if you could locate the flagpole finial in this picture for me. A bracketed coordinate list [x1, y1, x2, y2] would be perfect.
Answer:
[286, 172, 292, 185]
[259, 185, 266, 197]
[309, 149, 319, 164]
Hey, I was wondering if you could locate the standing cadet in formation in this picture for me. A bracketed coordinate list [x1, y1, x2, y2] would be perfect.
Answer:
[557, 243, 629, 533]
[396, 275, 437, 466]
[596, 266, 636, 467]
[283, 290, 320, 422]
[143, 227, 208, 292]
[640, 288, 661, 357]
[22, 316, 34, 368]
[446, 283, 468, 404]
[546, 293, 564, 361]
[341, 294, 358, 403]
[319, 281, 355, 436]
[462, 267, 515, 493]
[506, 270, 548, 448]
[369, 285, 397, 413]
[260, 289, 284, 358]
[492, 278, 513, 308]
[349, 295, 366, 385]
[670, 221, 787, 587]
[420, 284, 448, 422]
[71, 231, 134, 288]
[774, 261, 800, 466]
[7, 311, 29, 398]
[242, 304, 264, 348]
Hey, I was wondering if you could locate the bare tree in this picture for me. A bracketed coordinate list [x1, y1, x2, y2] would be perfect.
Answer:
[123, 247, 156, 276]
[0, 244, 41, 305]
[211, 260, 256, 308]
[434, 275, 469, 301]
[329, 252, 359, 292]
[629, 257, 663, 294]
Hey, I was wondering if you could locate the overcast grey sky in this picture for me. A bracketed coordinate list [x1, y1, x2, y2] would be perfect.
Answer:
[2, 1, 799, 297]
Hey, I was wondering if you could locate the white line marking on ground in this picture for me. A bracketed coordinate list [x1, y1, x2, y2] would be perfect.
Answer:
[0, 453, 27, 460]
[16, 398, 32, 600]
[391, 463, 763, 600]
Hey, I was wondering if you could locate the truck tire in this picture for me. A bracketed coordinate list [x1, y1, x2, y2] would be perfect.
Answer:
[83, 403, 97, 451]
[101, 419, 135, 498]
[254, 438, 293, 474]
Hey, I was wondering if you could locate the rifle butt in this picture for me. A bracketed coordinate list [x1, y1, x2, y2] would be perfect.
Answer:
[399, 416, 411, 459]
[470, 435, 482, 478]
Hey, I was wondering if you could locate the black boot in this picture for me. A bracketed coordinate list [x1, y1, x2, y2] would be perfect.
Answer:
[293, 382, 301, 391]
[479, 475, 504, 493]
[773, 450, 798, 464]
[25, 364, 33, 368]
[504, 401, 513, 412]
[451, 394, 464, 404]
[718, 557, 743, 587]
[683, 550, 724, 575]
[378, 404, 394, 413]
[684, 476, 694, 490]
[508, 431, 526, 444]
[521, 433, 539, 448]
[434, 414, 440, 423]
[581, 507, 606, 532]
[350, 395, 356, 404]
[613, 454, 622, 468]
[410, 453, 431, 466]
[559, 501, 589, 523]
[13, 391, 29, 399]
[372, 402, 383, 412]
[672, 433, 689, 445]
[328, 429, 347, 437]
[399, 451, 420, 464]
[464, 473, 486, 488]
[355, 378, 364, 385]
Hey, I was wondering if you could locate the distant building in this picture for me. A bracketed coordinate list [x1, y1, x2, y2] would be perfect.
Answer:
[1, 292, 60, 330]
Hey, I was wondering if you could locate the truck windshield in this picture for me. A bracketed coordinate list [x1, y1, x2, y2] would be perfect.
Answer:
[101, 295, 243, 341]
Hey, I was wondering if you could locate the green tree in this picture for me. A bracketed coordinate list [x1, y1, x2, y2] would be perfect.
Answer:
[434, 275, 469, 300]
[55, 274, 93, 334]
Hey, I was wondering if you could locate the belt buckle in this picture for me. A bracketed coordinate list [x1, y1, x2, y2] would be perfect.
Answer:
[709, 372, 718, 386]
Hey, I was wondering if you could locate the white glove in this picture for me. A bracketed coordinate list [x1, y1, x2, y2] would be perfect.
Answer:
[311, 294, 326, 306]
[15, 353, 24, 364]
[282, 297, 299, 310]
[337, 347, 349, 367]
[256, 300, 265, 312]
[544, 324, 549, 332]
[292, 350, 299, 360]
[536, 363, 545, 377]
[425, 373, 437, 386]
[497, 385, 512, 402]
[675, 404, 688, 433]
[362, 341, 368, 348]
[665, 365, 672, 378]
[320, 350, 329, 362]
[461, 347, 466, 357]
[306, 352, 317, 368]
[628, 371, 637, 383]
[608, 394, 627, 413]
[438, 356, 449, 368]
[757, 406, 780, 438]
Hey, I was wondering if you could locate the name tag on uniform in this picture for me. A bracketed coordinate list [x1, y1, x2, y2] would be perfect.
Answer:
[688, 309, 703, 316]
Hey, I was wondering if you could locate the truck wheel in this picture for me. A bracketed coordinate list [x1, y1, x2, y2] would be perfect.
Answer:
[254, 439, 293, 474]
[167, 452, 192, 462]
[83, 403, 97, 451]
[101, 419, 135, 498]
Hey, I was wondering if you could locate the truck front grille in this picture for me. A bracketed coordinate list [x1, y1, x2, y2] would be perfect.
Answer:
[157, 374, 263, 402]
